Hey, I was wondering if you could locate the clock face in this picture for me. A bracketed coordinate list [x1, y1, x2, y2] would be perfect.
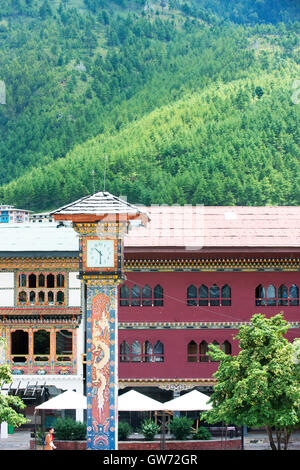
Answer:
[86, 239, 115, 269]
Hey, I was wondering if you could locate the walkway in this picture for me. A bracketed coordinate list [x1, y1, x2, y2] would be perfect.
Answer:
[0, 429, 300, 450]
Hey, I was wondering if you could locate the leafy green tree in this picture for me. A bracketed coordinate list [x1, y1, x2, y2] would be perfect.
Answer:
[0, 338, 27, 428]
[201, 314, 300, 450]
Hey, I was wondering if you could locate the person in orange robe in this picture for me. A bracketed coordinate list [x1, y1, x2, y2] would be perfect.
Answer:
[44, 427, 56, 450]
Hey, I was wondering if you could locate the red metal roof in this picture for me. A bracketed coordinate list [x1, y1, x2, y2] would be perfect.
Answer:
[125, 206, 300, 248]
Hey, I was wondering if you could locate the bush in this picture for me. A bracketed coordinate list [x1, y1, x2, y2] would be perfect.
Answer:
[193, 426, 211, 440]
[118, 421, 132, 441]
[169, 417, 194, 440]
[141, 419, 160, 441]
[54, 418, 86, 441]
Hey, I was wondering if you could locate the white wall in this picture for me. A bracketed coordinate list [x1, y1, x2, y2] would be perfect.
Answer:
[0, 272, 14, 307]
[68, 272, 81, 307]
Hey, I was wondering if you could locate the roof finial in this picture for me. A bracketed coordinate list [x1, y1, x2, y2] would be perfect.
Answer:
[103, 155, 108, 192]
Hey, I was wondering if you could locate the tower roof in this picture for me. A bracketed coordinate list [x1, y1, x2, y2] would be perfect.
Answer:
[51, 191, 150, 224]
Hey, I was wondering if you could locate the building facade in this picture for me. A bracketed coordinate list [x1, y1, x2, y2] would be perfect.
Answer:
[0, 205, 31, 224]
[0, 206, 299, 421]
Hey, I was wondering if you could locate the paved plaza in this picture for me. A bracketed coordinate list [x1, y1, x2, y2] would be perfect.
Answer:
[0, 429, 300, 451]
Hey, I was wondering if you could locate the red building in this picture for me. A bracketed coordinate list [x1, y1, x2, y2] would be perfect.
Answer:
[118, 205, 300, 396]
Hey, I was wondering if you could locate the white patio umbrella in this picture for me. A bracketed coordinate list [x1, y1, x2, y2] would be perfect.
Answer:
[35, 390, 87, 410]
[163, 390, 212, 411]
[118, 389, 164, 411]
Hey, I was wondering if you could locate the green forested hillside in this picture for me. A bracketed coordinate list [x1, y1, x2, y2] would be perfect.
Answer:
[0, 0, 299, 210]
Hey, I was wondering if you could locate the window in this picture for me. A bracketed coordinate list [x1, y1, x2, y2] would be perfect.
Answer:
[187, 340, 231, 362]
[289, 284, 299, 306]
[187, 341, 197, 362]
[56, 330, 72, 361]
[56, 291, 64, 305]
[120, 340, 164, 363]
[57, 274, 65, 287]
[142, 285, 152, 307]
[221, 284, 231, 306]
[47, 274, 55, 288]
[120, 284, 164, 307]
[19, 274, 26, 287]
[120, 285, 130, 306]
[131, 341, 141, 362]
[18, 291, 27, 304]
[38, 291, 45, 304]
[131, 285, 141, 307]
[266, 284, 276, 306]
[154, 340, 164, 362]
[33, 330, 50, 362]
[255, 285, 265, 306]
[199, 341, 209, 362]
[187, 285, 197, 306]
[278, 284, 288, 306]
[188, 284, 231, 306]
[28, 274, 36, 288]
[38, 274, 45, 287]
[120, 341, 130, 362]
[11, 330, 28, 363]
[222, 340, 232, 355]
[48, 291, 54, 305]
[143, 341, 153, 362]
[256, 284, 299, 306]
[199, 284, 208, 306]
[154, 285, 163, 306]
[29, 291, 36, 304]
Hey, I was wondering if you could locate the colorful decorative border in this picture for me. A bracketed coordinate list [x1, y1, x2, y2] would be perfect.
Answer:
[86, 284, 118, 450]
[119, 321, 300, 329]
[1, 256, 300, 272]
[125, 257, 300, 272]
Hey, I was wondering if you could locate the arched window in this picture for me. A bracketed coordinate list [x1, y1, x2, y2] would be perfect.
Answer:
[199, 341, 209, 362]
[120, 341, 130, 362]
[289, 284, 299, 306]
[56, 330, 72, 361]
[222, 340, 232, 355]
[38, 274, 45, 287]
[256, 285, 265, 306]
[48, 291, 54, 305]
[131, 285, 141, 307]
[11, 330, 29, 363]
[154, 285, 163, 306]
[29, 291, 36, 304]
[221, 284, 231, 306]
[154, 341, 164, 362]
[143, 341, 153, 362]
[266, 284, 276, 306]
[131, 341, 141, 362]
[210, 284, 220, 306]
[57, 274, 65, 287]
[56, 291, 64, 305]
[187, 285, 197, 306]
[18, 291, 27, 304]
[199, 284, 208, 306]
[18, 274, 26, 287]
[47, 274, 55, 288]
[34, 330, 50, 361]
[278, 284, 288, 306]
[142, 285, 152, 307]
[38, 291, 45, 304]
[120, 285, 129, 306]
[28, 273, 36, 288]
[187, 341, 197, 362]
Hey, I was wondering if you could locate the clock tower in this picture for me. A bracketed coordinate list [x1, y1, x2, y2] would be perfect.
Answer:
[51, 192, 149, 450]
